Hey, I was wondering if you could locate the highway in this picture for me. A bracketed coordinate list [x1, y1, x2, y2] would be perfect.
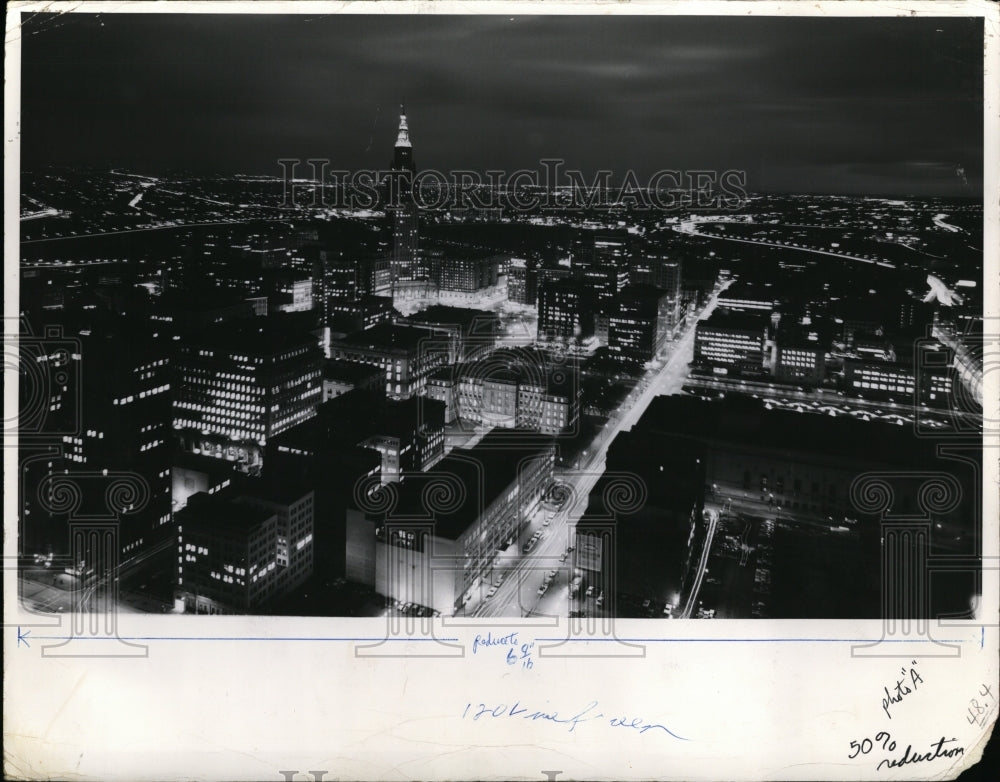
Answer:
[672, 219, 897, 269]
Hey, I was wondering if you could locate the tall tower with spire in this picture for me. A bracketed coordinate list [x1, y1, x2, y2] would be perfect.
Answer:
[389, 104, 420, 293]
[393, 103, 414, 173]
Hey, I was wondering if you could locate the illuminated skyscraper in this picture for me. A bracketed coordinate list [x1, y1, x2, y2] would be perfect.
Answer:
[173, 317, 323, 471]
[389, 105, 421, 290]
[21, 313, 173, 564]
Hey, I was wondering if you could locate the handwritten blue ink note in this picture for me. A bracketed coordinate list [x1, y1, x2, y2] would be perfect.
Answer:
[471, 632, 519, 655]
[462, 700, 687, 740]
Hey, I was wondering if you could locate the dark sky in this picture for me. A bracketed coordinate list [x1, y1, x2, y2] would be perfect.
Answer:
[19, 12, 985, 196]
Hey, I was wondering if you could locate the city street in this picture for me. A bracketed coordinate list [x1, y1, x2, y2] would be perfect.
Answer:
[467, 282, 731, 618]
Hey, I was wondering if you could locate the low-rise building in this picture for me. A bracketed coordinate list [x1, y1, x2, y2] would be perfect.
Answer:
[328, 322, 450, 399]
[693, 311, 769, 377]
[322, 359, 386, 401]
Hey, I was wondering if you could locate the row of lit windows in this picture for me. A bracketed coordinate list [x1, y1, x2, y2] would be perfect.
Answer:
[183, 397, 265, 413]
[700, 347, 759, 362]
[853, 381, 913, 392]
[176, 406, 264, 423]
[210, 571, 243, 586]
[183, 368, 256, 384]
[780, 356, 818, 368]
[250, 561, 277, 582]
[181, 378, 261, 395]
[295, 533, 313, 551]
[112, 385, 168, 406]
[698, 331, 762, 345]
[134, 358, 168, 372]
[854, 368, 914, 384]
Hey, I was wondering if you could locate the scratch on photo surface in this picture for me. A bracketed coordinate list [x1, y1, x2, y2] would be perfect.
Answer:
[42, 671, 88, 742]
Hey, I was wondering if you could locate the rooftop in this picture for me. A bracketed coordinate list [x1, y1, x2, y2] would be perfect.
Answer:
[403, 305, 500, 332]
[179, 491, 275, 537]
[392, 429, 555, 540]
[634, 396, 949, 469]
[323, 358, 385, 383]
[698, 310, 771, 332]
[188, 315, 320, 355]
[333, 322, 431, 352]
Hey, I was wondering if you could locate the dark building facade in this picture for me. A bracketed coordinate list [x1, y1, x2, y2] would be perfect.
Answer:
[608, 284, 672, 364]
[327, 295, 395, 338]
[345, 429, 556, 614]
[538, 279, 597, 342]
[21, 313, 174, 566]
[581, 396, 979, 618]
[507, 256, 539, 306]
[693, 310, 770, 376]
[175, 481, 314, 614]
[328, 322, 451, 399]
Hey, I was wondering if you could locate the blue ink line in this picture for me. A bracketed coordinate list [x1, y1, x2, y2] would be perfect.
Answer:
[29, 636, 460, 642]
[982, 627, 985, 649]
[535, 637, 967, 643]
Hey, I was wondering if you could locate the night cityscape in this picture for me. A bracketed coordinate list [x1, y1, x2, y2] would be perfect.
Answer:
[15, 12, 986, 622]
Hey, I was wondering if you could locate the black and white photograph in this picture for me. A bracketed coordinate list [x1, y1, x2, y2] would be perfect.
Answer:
[13, 6, 989, 621]
[4, 2, 998, 780]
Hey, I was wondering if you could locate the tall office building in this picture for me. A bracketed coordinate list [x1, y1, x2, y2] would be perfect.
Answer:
[508, 257, 539, 306]
[345, 429, 556, 615]
[21, 312, 173, 565]
[389, 106, 421, 290]
[608, 285, 673, 364]
[175, 481, 315, 615]
[631, 251, 682, 332]
[173, 317, 323, 471]
[693, 311, 770, 376]
[538, 279, 597, 342]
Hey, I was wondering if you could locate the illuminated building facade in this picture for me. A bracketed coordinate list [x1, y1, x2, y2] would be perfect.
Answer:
[388, 107, 423, 290]
[329, 322, 450, 399]
[174, 483, 314, 614]
[717, 283, 777, 313]
[437, 252, 501, 293]
[345, 430, 556, 614]
[694, 311, 769, 376]
[608, 284, 672, 364]
[173, 318, 323, 470]
[326, 295, 395, 338]
[774, 343, 826, 385]
[322, 359, 385, 401]
[507, 256, 538, 305]
[538, 279, 596, 342]
[22, 314, 173, 563]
